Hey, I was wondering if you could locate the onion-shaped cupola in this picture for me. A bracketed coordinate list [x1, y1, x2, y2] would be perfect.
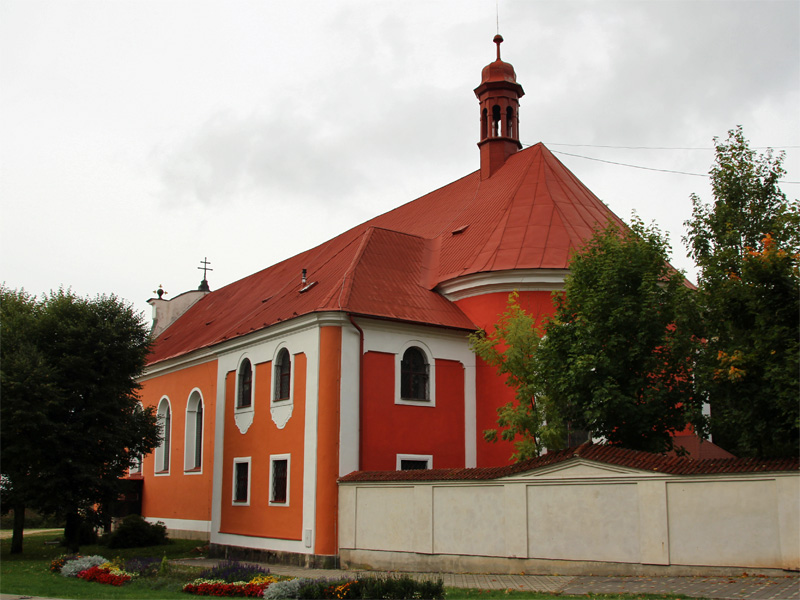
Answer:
[474, 35, 525, 179]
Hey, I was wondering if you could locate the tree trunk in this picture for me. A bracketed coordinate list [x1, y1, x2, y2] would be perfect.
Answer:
[63, 510, 81, 553]
[10, 503, 25, 554]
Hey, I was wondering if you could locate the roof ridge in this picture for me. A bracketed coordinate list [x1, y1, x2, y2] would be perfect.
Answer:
[333, 227, 377, 310]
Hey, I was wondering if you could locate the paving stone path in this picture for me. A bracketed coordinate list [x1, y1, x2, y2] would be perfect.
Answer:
[173, 558, 800, 600]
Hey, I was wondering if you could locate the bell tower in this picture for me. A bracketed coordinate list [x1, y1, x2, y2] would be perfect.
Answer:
[474, 35, 525, 179]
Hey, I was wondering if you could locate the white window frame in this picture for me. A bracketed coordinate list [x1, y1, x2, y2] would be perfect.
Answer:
[395, 340, 436, 406]
[270, 345, 294, 406]
[269, 454, 291, 506]
[396, 454, 433, 470]
[184, 388, 204, 473]
[234, 355, 256, 410]
[154, 396, 172, 476]
[232, 457, 252, 506]
[233, 354, 255, 434]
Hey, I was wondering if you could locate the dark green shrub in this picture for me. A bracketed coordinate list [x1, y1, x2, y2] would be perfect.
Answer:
[106, 514, 168, 548]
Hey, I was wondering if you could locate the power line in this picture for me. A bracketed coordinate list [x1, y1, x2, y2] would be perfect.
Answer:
[543, 142, 800, 151]
[550, 150, 710, 178]
[545, 148, 800, 184]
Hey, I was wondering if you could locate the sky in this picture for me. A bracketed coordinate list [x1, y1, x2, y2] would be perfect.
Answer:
[2, 0, 798, 322]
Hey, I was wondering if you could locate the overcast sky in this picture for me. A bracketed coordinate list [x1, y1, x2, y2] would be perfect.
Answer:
[2, 0, 798, 321]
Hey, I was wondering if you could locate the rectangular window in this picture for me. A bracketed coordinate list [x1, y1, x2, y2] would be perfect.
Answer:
[397, 454, 432, 470]
[270, 455, 290, 505]
[233, 458, 250, 504]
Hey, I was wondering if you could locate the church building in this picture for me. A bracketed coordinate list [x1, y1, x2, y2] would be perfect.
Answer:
[133, 36, 688, 562]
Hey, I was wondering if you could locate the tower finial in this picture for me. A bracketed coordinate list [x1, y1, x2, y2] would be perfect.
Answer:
[198, 257, 213, 292]
[493, 34, 503, 60]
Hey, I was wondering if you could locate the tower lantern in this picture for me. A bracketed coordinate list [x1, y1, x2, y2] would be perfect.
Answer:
[474, 35, 525, 179]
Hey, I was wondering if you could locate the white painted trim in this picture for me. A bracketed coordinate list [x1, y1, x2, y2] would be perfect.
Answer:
[184, 388, 204, 473]
[141, 312, 352, 381]
[339, 320, 361, 476]
[154, 396, 172, 476]
[436, 269, 567, 301]
[397, 454, 433, 470]
[395, 340, 436, 407]
[145, 517, 211, 533]
[213, 531, 310, 554]
[232, 457, 252, 506]
[269, 454, 291, 506]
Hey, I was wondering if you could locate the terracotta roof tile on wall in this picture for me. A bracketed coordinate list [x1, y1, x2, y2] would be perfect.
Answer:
[148, 144, 632, 365]
[338, 443, 800, 482]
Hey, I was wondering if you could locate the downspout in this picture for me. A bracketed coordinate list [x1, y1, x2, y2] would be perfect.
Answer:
[348, 314, 364, 471]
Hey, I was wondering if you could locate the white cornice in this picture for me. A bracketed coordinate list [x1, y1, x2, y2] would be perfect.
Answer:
[140, 311, 353, 381]
[436, 269, 568, 301]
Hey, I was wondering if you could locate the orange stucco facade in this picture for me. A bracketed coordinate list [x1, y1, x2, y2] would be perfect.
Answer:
[139, 360, 217, 524]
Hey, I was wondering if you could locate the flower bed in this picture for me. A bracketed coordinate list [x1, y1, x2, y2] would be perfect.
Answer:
[182, 578, 275, 597]
[76, 565, 132, 586]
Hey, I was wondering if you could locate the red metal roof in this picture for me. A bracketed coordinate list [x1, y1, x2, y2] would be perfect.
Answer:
[148, 144, 627, 365]
[338, 443, 800, 482]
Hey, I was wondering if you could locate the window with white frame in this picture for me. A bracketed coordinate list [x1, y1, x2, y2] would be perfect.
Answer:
[269, 454, 290, 505]
[237, 358, 253, 409]
[232, 457, 251, 505]
[273, 348, 291, 401]
[155, 397, 171, 474]
[395, 342, 435, 406]
[397, 454, 432, 470]
[184, 390, 204, 472]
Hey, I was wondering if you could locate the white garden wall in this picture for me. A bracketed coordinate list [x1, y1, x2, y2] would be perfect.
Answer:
[338, 459, 799, 576]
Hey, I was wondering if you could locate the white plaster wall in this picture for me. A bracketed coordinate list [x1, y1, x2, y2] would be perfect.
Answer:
[354, 486, 416, 552]
[527, 483, 640, 563]
[432, 485, 505, 557]
[339, 470, 800, 572]
[666, 479, 782, 568]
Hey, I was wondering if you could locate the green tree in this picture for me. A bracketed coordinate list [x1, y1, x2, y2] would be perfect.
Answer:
[469, 292, 564, 461]
[0, 287, 160, 552]
[536, 219, 702, 454]
[0, 289, 57, 553]
[684, 126, 800, 458]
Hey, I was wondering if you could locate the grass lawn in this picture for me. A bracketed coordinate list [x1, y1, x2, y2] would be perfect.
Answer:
[1, 530, 694, 600]
[1, 529, 204, 599]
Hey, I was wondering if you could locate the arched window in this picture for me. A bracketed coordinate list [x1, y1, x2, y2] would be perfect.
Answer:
[506, 106, 514, 138]
[237, 359, 253, 408]
[400, 346, 429, 401]
[274, 348, 291, 401]
[156, 397, 171, 473]
[491, 104, 501, 137]
[481, 108, 488, 140]
[184, 390, 204, 471]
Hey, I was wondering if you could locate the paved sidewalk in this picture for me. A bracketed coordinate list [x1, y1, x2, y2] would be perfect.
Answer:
[171, 558, 800, 599]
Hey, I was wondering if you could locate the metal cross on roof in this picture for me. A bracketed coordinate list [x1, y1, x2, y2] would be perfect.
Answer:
[198, 257, 213, 292]
[198, 257, 213, 279]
